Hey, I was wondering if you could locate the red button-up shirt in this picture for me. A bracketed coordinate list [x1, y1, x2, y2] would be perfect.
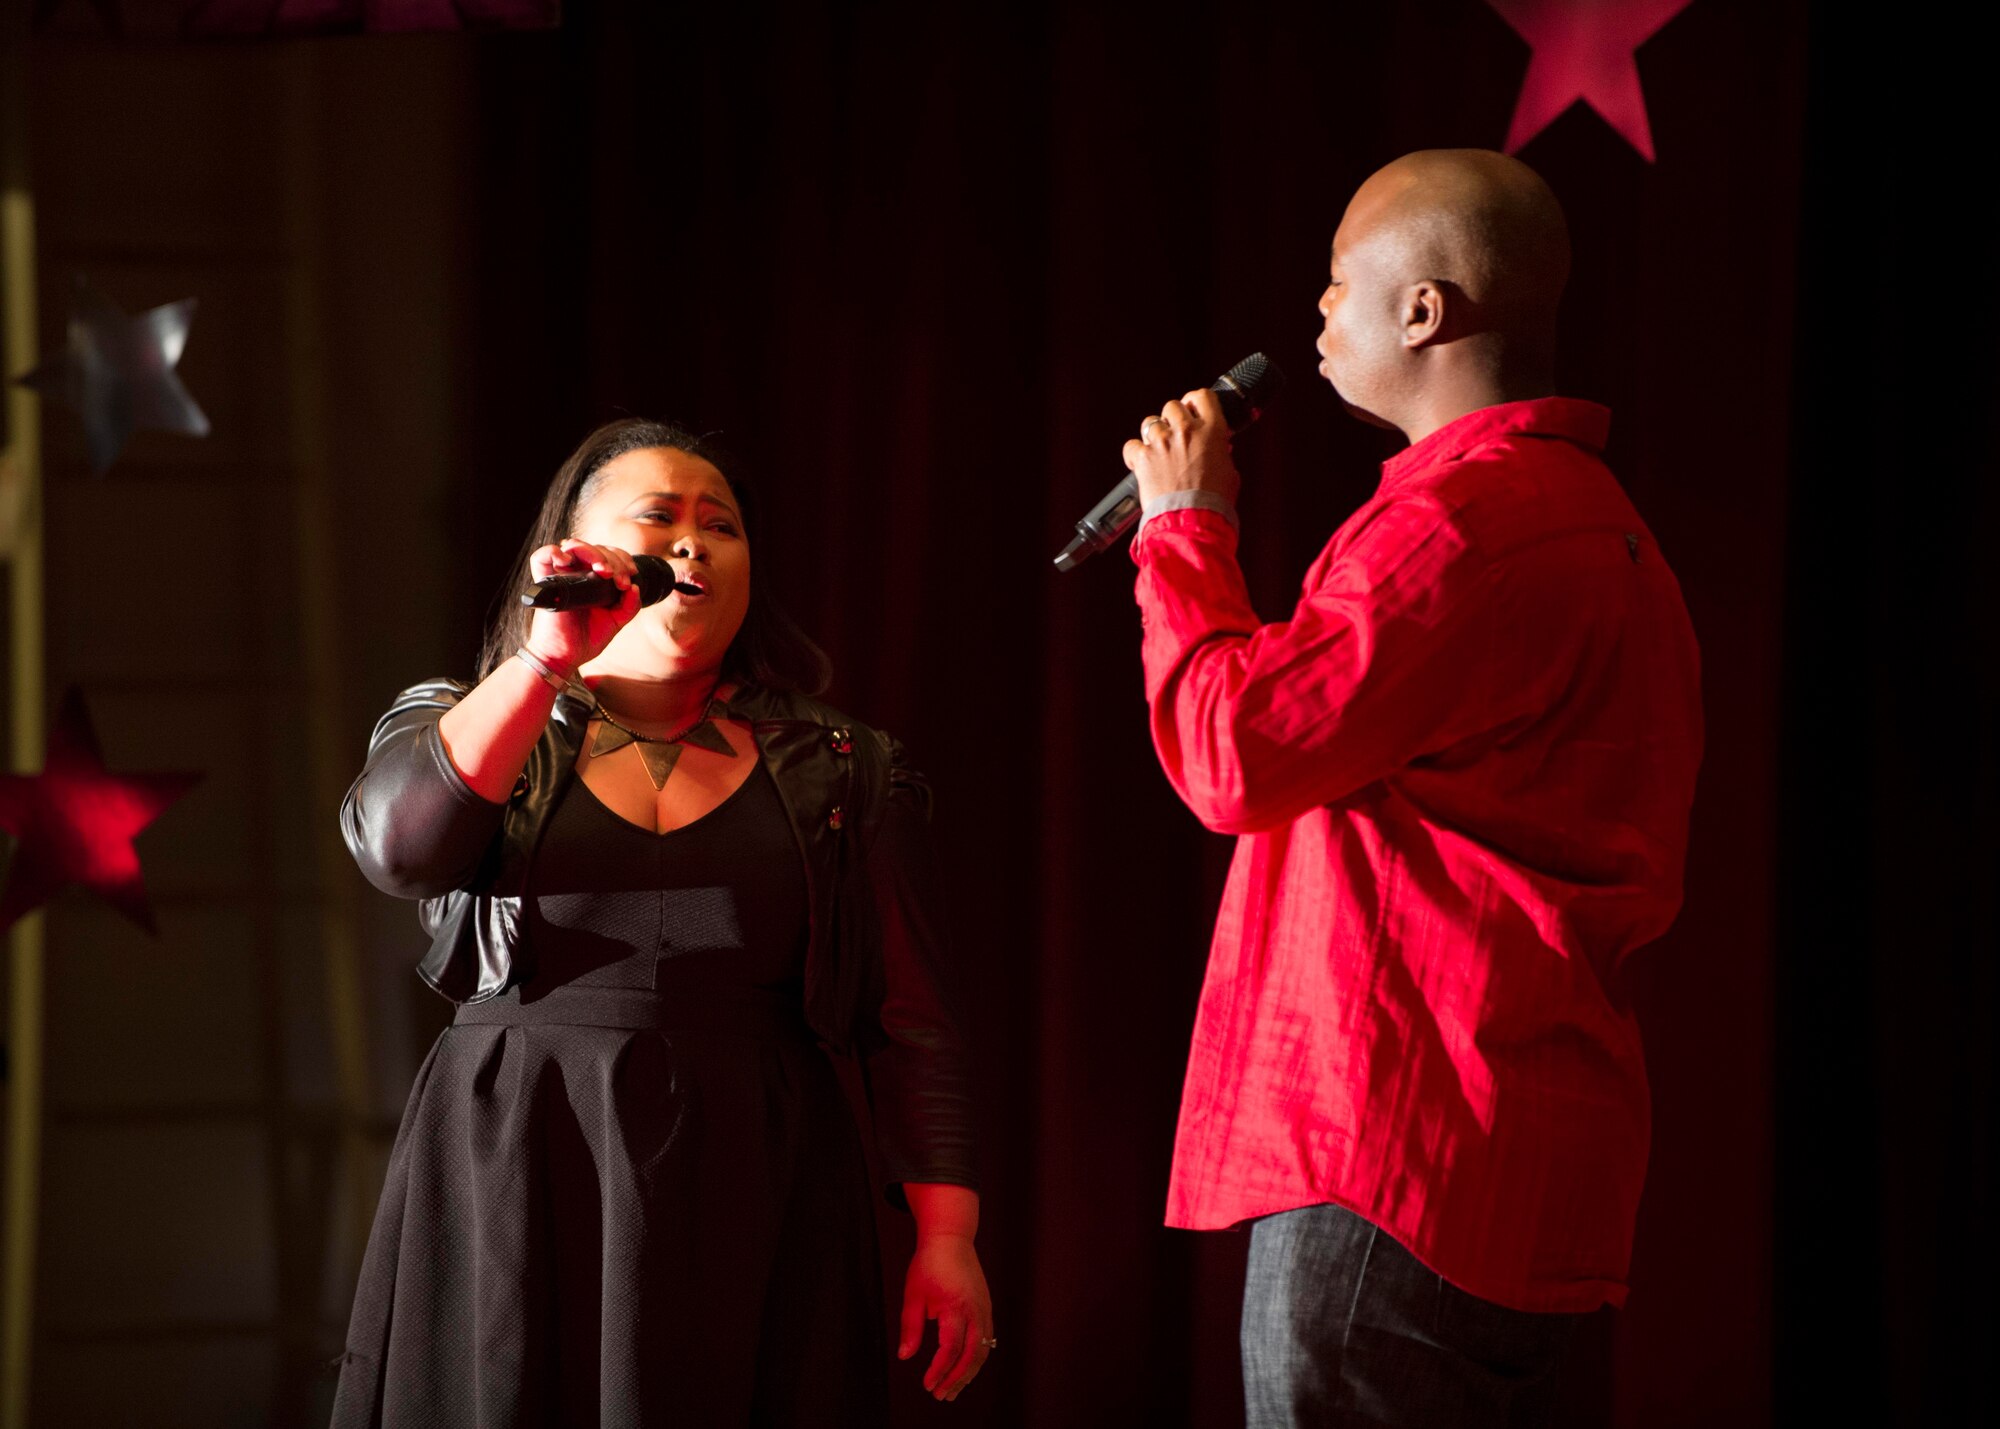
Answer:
[1133, 398, 1702, 1313]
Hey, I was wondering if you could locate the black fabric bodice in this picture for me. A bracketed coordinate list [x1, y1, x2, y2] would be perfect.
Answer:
[523, 758, 809, 1000]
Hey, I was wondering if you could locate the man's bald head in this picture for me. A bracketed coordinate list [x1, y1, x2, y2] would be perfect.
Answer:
[1316, 150, 1570, 437]
[1343, 149, 1570, 331]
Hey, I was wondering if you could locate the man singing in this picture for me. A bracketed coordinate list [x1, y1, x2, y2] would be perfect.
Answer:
[1121, 149, 1702, 1426]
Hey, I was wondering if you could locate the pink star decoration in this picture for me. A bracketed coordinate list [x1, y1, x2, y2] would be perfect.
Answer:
[0, 689, 201, 936]
[179, 0, 561, 34]
[1487, 0, 1700, 162]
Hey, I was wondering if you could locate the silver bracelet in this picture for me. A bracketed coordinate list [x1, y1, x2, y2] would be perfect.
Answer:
[515, 646, 572, 692]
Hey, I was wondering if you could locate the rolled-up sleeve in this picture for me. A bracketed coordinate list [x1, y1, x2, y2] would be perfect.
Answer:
[1132, 501, 1506, 834]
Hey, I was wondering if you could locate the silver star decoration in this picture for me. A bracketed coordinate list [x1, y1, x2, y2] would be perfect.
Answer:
[17, 277, 211, 476]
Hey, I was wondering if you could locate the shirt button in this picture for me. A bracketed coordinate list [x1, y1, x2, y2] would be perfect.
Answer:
[828, 806, 845, 831]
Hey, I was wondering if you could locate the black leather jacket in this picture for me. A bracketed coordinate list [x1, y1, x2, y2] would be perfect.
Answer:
[339, 677, 975, 1199]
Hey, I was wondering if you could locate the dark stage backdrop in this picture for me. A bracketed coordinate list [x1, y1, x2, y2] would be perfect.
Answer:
[1777, 10, 1997, 1428]
[433, 2, 1810, 1424]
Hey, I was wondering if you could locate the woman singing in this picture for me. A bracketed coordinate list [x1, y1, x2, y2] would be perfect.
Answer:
[330, 418, 991, 1425]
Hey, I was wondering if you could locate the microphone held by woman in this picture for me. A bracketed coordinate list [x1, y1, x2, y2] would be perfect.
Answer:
[522, 552, 701, 610]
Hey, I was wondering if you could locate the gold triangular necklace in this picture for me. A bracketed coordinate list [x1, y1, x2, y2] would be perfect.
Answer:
[589, 694, 735, 790]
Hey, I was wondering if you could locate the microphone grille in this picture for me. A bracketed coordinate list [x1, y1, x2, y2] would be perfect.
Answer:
[1213, 352, 1286, 430]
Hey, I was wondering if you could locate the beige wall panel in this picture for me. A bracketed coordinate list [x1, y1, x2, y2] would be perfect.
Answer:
[275, 902, 338, 1110]
[19, 22, 487, 1423]
[45, 476, 255, 682]
[317, 1134, 373, 1333]
[42, 904, 264, 1110]
[314, 38, 477, 742]
[29, 45, 287, 259]
[39, 1121, 276, 1329]
[357, 892, 447, 1121]
[36, 1335, 277, 1428]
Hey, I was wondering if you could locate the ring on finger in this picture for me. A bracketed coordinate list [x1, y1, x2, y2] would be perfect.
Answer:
[1141, 416, 1169, 442]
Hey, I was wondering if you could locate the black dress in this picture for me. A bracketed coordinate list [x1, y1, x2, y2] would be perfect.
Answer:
[331, 760, 886, 1427]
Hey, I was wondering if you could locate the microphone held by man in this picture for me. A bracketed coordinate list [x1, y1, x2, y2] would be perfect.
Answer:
[1051, 351, 1286, 572]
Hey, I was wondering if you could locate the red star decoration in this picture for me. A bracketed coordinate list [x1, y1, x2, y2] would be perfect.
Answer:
[1487, 0, 1700, 162]
[180, 0, 561, 35]
[0, 689, 201, 937]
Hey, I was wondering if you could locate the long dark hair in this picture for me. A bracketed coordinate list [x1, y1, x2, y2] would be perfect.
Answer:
[476, 418, 832, 695]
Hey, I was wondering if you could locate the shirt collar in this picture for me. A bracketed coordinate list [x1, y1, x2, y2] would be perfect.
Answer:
[1379, 397, 1612, 488]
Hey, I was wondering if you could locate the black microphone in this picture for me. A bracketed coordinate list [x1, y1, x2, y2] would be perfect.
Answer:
[521, 553, 702, 611]
[1051, 352, 1285, 573]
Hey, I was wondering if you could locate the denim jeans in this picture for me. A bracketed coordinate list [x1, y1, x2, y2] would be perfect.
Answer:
[1241, 1203, 1580, 1428]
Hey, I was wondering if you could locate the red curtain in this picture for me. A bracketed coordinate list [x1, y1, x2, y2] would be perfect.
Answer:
[444, 2, 1811, 1422]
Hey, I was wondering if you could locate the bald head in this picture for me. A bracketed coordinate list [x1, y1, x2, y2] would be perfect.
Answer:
[1316, 150, 1571, 438]
[1347, 149, 1569, 331]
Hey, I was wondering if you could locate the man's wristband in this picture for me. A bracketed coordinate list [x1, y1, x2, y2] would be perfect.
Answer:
[1138, 489, 1239, 532]
[515, 646, 573, 692]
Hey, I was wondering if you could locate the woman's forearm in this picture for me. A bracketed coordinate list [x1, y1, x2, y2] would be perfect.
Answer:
[436, 654, 564, 802]
[905, 1183, 979, 1243]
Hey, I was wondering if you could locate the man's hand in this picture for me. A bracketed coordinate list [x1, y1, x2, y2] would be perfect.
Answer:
[1122, 387, 1241, 509]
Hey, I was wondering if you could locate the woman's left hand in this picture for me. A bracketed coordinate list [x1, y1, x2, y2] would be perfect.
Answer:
[898, 1233, 994, 1402]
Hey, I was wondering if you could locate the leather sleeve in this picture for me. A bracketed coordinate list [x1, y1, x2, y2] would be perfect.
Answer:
[854, 733, 979, 1202]
[339, 679, 508, 900]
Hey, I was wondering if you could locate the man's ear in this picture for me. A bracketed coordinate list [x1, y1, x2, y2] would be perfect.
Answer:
[1401, 280, 1446, 349]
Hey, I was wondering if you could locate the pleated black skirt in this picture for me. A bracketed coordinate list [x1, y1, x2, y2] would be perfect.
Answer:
[329, 988, 885, 1428]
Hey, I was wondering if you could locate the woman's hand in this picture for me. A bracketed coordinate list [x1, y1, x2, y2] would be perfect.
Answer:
[436, 540, 638, 800]
[898, 1231, 994, 1402]
[524, 538, 642, 675]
